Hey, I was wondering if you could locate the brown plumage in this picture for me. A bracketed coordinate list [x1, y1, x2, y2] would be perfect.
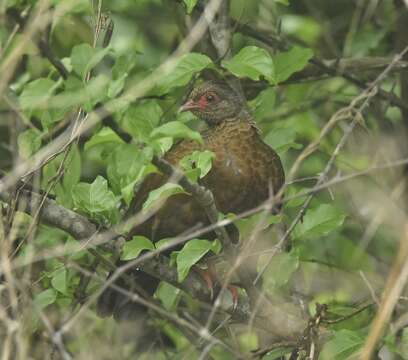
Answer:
[97, 80, 285, 320]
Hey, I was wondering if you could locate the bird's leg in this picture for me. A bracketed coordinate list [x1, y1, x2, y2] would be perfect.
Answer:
[195, 260, 240, 310]
[226, 284, 239, 311]
[194, 263, 216, 300]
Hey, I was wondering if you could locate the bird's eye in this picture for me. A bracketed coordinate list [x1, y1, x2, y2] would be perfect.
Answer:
[206, 94, 215, 102]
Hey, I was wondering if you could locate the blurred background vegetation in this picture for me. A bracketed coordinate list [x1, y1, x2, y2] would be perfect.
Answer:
[1, 0, 408, 359]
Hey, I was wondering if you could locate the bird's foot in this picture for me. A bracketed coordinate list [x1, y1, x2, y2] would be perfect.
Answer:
[194, 266, 215, 300]
[194, 266, 240, 310]
[227, 285, 239, 311]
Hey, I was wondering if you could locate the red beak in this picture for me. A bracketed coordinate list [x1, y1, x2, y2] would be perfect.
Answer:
[178, 100, 199, 113]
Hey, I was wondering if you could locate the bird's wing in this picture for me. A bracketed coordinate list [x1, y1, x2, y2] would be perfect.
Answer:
[126, 139, 203, 217]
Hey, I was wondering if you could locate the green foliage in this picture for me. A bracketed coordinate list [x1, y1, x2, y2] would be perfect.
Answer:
[18, 129, 42, 159]
[42, 145, 81, 207]
[72, 175, 119, 225]
[121, 236, 155, 260]
[155, 53, 213, 94]
[51, 267, 68, 295]
[238, 331, 259, 352]
[20, 78, 58, 110]
[142, 183, 186, 212]
[33, 289, 57, 310]
[183, 0, 198, 14]
[180, 150, 215, 181]
[84, 126, 125, 150]
[106, 143, 152, 204]
[274, 0, 290, 5]
[70, 44, 110, 79]
[264, 127, 302, 155]
[281, 14, 322, 44]
[273, 46, 314, 84]
[293, 203, 346, 240]
[259, 250, 299, 291]
[156, 282, 181, 311]
[320, 330, 365, 360]
[3, 0, 404, 357]
[222, 46, 274, 82]
[122, 100, 163, 143]
[261, 347, 293, 359]
[108, 54, 136, 98]
[176, 239, 219, 282]
[249, 87, 276, 120]
[151, 121, 203, 144]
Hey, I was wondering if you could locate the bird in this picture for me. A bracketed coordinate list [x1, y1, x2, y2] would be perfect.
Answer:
[96, 80, 285, 321]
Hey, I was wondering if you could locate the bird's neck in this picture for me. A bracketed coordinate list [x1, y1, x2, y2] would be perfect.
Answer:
[205, 111, 259, 136]
[205, 108, 252, 127]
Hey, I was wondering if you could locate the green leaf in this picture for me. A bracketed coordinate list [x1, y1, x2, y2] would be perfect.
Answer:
[180, 150, 215, 180]
[156, 282, 181, 311]
[293, 203, 346, 239]
[143, 183, 186, 212]
[20, 78, 57, 110]
[121, 236, 155, 260]
[72, 176, 119, 224]
[320, 330, 365, 360]
[40, 146, 81, 208]
[264, 127, 302, 155]
[236, 213, 282, 238]
[275, 0, 289, 5]
[108, 54, 136, 99]
[262, 347, 293, 359]
[176, 239, 215, 282]
[348, 24, 387, 57]
[107, 144, 151, 204]
[238, 331, 259, 353]
[18, 129, 42, 159]
[37, 106, 68, 130]
[281, 15, 321, 44]
[273, 46, 313, 83]
[249, 87, 276, 120]
[183, 0, 197, 13]
[51, 75, 109, 112]
[151, 137, 174, 156]
[71, 44, 110, 78]
[285, 186, 308, 208]
[112, 54, 136, 79]
[51, 267, 67, 295]
[84, 126, 124, 151]
[108, 54, 136, 98]
[122, 101, 163, 142]
[151, 121, 203, 144]
[65, 237, 87, 261]
[259, 251, 299, 290]
[156, 53, 212, 94]
[222, 46, 274, 82]
[82, 74, 110, 111]
[61, 145, 82, 199]
[33, 289, 57, 309]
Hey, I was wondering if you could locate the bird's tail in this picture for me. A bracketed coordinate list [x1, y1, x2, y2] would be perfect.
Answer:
[96, 266, 159, 322]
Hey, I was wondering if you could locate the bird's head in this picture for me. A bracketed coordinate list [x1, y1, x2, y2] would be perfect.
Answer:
[179, 81, 245, 125]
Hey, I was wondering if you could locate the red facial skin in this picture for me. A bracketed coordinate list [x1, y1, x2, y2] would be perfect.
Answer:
[197, 95, 209, 109]
[179, 94, 216, 113]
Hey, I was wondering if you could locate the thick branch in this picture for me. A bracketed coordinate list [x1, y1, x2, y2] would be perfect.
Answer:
[0, 189, 97, 239]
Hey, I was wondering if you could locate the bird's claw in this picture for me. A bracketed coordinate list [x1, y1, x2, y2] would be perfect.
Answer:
[227, 285, 239, 311]
[195, 266, 215, 300]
